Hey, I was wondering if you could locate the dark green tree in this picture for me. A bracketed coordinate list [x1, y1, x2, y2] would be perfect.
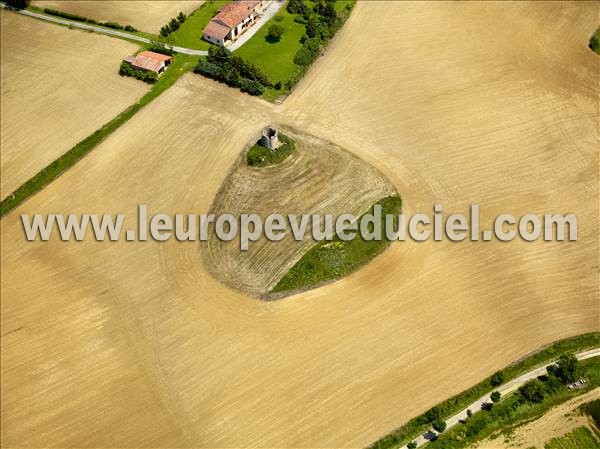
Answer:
[490, 370, 505, 387]
[407, 442, 417, 449]
[432, 419, 447, 433]
[490, 391, 501, 403]
[266, 24, 285, 43]
[177, 11, 187, 24]
[519, 379, 546, 403]
[5, 0, 30, 9]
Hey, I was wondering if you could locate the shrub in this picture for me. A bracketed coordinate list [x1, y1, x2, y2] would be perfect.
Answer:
[293, 37, 321, 66]
[103, 21, 125, 30]
[177, 11, 187, 24]
[274, 14, 284, 22]
[519, 379, 546, 403]
[266, 24, 285, 43]
[119, 62, 157, 84]
[287, 0, 308, 15]
[148, 41, 175, 56]
[43, 8, 87, 22]
[490, 371, 505, 387]
[294, 15, 308, 25]
[490, 391, 501, 403]
[481, 402, 493, 411]
[466, 409, 472, 418]
[590, 29, 600, 54]
[239, 78, 264, 96]
[5, 0, 30, 8]
[407, 442, 417, 449]
[124, 25, 137, 32]
[274, 81, 282, 90]
[432, 420, 447, 433]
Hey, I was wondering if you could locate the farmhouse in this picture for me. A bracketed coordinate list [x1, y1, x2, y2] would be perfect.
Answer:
[203, 0, 269, 46]
[123, 51, 172, 74]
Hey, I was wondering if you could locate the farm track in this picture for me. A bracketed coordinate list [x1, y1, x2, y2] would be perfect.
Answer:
[1, 2, 599, 448]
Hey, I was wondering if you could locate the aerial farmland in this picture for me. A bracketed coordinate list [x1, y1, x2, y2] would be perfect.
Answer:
[1, 1, 598, 449]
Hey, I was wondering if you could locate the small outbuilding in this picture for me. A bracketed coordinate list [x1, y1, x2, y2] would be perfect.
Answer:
[123, 51, 172, 74]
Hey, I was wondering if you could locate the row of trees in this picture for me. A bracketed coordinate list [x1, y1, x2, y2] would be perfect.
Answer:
[405, 354, 581, 448]
[160, 12, 187, 37]
[41, 7, 137, 31]
[194, 46, 273, 96]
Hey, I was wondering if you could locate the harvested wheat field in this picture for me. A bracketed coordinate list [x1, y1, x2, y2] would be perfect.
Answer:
[1, 1, 599, 448]
[0, 10, 148, 200]
[474, 388, 600, 449]
[32, 0, 204, 34]
[204, 128, 396, 297]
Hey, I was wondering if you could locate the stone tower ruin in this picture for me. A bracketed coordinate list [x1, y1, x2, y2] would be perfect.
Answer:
[260, 127, 281, 150]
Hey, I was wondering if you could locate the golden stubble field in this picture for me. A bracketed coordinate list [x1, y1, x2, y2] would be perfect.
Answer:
[0, 10, 149, 200]
[32, 0, 203, 34]
[1, 1, 599, 448]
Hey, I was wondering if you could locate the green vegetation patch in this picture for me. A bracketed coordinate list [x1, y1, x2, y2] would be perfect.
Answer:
[235, 5, 306, 101]
[246, 133, 296, 167]
[0, 54, 197, 217]
[422, 356, 600, 449]
[272, 195, 401, 293]
[590, 27, 600, 55]
[545, 426, 600, 449]
[369, 333, 600, 449]
[169, 0, 228, 50]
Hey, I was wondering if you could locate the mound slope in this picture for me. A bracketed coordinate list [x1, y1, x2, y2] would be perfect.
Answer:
[202, 128, 397, 297]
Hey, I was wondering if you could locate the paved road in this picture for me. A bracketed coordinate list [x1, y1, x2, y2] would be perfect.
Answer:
[4, 1, 284, 56]
[401, 348, 600, 448]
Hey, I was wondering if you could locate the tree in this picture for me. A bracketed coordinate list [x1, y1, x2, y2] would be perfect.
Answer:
[556, 354, 578, 383]
[407, 442, 417, 449]
[177, 11, 187, 24]
[266, 24, 285, 43]
[490, 391, 501, 403]
[424, 406, 442, 424]
[519, 379, 546, 403]
[432, 419, 447, 433]
[5, 0, 30, 8]
[466, 409, 472, 418]
[490, 370, 505, 387]
[286, 0, 307, 15]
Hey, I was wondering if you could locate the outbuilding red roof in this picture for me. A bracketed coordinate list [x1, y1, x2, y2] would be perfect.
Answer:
[124, 51, 172, 73]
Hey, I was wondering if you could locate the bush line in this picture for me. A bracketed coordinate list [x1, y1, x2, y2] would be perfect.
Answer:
[42, 7, 138, 31]
[368, 332, 600, 449]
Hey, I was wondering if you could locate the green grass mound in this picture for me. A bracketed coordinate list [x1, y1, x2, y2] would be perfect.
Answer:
[272, 195, 401, 293]
[246, 133, 296, 167]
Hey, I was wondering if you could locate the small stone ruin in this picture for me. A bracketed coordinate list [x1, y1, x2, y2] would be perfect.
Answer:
[260, 127, 281, 150]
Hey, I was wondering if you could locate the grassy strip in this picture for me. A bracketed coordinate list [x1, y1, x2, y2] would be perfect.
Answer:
[423, 357, 600, 449]
[169, 0, 228, 50]
[368, 333, 600, 449]
[590, 27, 600, 55]
[0, 54, 197, 217]
[272, 195, 401, 293]
[247, 132, 296, 167]
[545, 426, 600, 449]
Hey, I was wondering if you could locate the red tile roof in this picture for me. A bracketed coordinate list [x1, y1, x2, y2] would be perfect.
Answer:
[203, 0, 261, 41]
[203, 20, 231, 40]
[124, 51, 172, 73]
[214, 1, 259, 27]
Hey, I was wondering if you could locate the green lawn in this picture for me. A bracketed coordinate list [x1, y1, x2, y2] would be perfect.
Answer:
[169, 0, 228, 50]
[272, 195, 402, 293]
[235, 6, 306, 101]
[545, 427, 600, 449]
